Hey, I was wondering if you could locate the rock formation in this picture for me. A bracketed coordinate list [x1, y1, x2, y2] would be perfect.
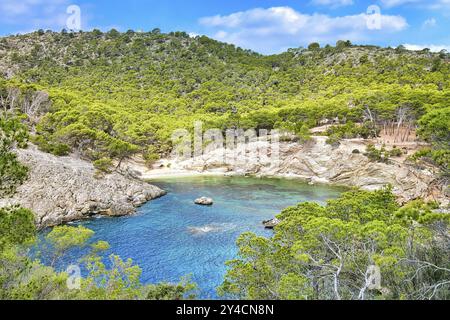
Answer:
[263, 218, 280, 229]
[144, 137, 447, 205]
[0, 146, 166, 228]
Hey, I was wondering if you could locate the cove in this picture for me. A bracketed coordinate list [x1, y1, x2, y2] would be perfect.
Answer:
[65, 176, 345, 299]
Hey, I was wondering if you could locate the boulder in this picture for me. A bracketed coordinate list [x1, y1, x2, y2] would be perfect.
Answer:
[263, 218, 280, 229]
[195, 197, 214, 206]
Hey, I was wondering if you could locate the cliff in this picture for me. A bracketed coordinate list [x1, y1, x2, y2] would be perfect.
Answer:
[0, 146, 166, 228]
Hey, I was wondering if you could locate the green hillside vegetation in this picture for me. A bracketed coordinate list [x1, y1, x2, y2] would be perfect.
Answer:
[219, 188, 450, 300]
[0, 30, 448, 174]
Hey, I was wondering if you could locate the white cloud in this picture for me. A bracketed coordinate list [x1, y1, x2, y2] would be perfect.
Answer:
[0, 0, 73, 31]
[403, 44, 450, 52]
[427, 0, 450, 10]
[199, 7, 408, 54]
[422, 18, 437, 28]
[310, 0, 354, 8]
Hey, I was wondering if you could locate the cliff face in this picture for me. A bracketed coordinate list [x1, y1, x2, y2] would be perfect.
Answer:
[0, 146, 166, 228]
[144, 137, 447, 205]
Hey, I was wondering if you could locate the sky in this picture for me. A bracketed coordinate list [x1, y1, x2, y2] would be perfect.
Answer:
[0, 0, 449, 54]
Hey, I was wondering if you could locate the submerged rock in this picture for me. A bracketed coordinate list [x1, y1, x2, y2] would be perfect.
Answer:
[188, 223, 235, 235]
[194, 197, 214, 206]
[0, 146, 166, 228]
[263, 218, 280, 229]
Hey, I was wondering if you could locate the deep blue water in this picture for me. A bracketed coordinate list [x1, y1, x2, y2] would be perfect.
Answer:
[51, 176, 345, 299]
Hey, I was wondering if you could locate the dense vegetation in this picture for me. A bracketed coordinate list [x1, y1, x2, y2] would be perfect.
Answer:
[0, 114, 29, 197]
[0, 30, 448, 174]
[219, 188, 450, 300]
[0, 104, 196, 300]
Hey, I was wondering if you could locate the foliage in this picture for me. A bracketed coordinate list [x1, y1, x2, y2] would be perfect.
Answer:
[0, 31, 447, 170]
[365, 144, 387, 163]
[146, 277, 197, 300]
[0, 117, 29, 197]
[417, 107, 450, 174]
[389, 147, 403, 158]
[219, 188, 450, 300]
[364, 144, 402, 163]
[31, 135, 70, 156]
[93, 157, 114, 173]
[0, 206, 35, 252]
[1, 30, 449, 300]
[276, 121, 312, 143]
[45, 225, 94, 267]
[0, 222, 198, 300]
[326, 122, 380, 145]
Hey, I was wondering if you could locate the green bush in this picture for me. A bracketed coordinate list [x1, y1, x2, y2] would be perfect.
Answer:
[93, 158, 114, 173]
[389, 147, 403, 158]
[32, 135, 71, 156]
[143, 146, 160, 167]
[326, 122, 379, 145]
[365, 144, 389, 163]
[410, 148, 450, 175]
[0, 117, 29, 197]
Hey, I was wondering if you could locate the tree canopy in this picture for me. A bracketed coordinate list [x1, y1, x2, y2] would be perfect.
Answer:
[219, 188, 450, 300]
[0, 31, 448, 170]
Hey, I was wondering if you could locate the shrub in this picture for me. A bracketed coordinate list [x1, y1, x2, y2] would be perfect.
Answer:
[32, 135, 70, 156]
[410, 148, 433, 162]
[326, 122, 379, 145]
[143, 146, 160, 168]
[0, 117, 29, 197]
[389, 147, 403, 158]
[365, 144, 389, 163]
[93, 158, 114, 173]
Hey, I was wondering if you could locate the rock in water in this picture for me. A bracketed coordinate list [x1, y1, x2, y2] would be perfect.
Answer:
[263, 218, 280, 229]
[0, 146, 166, 228]
[195, 197, 214, 206]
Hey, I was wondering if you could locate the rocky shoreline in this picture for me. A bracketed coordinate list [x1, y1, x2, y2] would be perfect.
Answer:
[129, 137, 448, 206]
[0, 146, 166, 228]
[1, 138, 447, 229]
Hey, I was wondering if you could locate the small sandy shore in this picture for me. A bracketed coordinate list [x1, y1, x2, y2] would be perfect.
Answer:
[142, 168, 228, 180]
[121, 157, 230, 180]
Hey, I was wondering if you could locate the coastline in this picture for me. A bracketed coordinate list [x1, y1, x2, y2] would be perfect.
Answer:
[0, 146, 167, 228]
[123, 137, 448, 206]
[143, 168, 342, 187]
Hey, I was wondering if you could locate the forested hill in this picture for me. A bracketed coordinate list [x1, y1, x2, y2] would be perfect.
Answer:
[0, 30, 449, 171]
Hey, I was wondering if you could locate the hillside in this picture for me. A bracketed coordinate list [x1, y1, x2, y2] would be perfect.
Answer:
[0, 29, 449, 302]
[0, 30, 449, 174]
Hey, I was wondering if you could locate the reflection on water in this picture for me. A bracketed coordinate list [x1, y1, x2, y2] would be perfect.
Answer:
[62, 176, 345, 299]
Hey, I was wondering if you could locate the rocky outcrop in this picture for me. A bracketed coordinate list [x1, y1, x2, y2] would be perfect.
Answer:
[263, 218, 280, 229]
[0, 146, 166, 228]
[143, 137, 447, 205]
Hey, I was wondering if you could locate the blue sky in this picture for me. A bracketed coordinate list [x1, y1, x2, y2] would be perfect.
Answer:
[0, 0, 449, 54]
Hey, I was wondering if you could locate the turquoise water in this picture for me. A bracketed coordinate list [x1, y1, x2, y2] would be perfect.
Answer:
[62, 176, 345, 298]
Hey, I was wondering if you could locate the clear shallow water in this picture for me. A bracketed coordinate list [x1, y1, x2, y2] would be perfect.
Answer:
[56, 176, 345, 299]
